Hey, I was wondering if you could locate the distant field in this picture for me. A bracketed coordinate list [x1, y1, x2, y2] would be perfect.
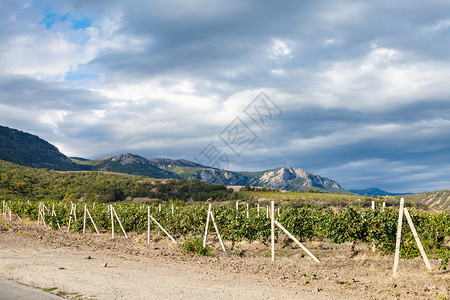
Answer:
[396, 190, 450, 211]
[242, 190, 378, 208]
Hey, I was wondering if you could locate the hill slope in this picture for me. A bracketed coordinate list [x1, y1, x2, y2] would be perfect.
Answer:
[349, 188, 410, 197]
[152, 160, 348, 193]
[0, 124, 348, 193]
[0, 125, 75, 170]
[397, 190, 450, 210]
[73, 153, 179, 179]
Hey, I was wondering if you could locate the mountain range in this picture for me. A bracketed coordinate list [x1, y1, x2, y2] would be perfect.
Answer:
[0, 125, 347, 193]
[349, 188, 411, 197]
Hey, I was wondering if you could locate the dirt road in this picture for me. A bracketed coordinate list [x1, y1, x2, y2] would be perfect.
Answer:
[0, 219, 448, 299]
[0, 226, 338, 299]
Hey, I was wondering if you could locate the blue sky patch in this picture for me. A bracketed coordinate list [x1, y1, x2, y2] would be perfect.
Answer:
[64, 71, 99, 82]
[72, 17, 92, 30]
[39, 12, 69, 29]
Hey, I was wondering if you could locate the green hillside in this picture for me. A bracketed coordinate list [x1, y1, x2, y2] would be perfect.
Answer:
[0, 159, 241, 203]
[73, 153, 179, 179]
[0, 125, 76, 170]
[395, 190, 450, 211]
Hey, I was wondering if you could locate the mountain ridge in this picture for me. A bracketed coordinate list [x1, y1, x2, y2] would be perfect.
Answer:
[349, 187, 411, 197]
[0, 125, 76, 170]
[0, 124, 346, 193]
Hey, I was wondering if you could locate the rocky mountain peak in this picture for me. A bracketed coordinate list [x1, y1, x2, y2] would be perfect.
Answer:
[111, 153, 148, 165]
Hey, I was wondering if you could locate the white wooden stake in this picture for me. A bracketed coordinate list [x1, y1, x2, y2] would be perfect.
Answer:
[275, 220, 320, 263]
[393, 197, 405, 276]
[51, 204, 61, 229]
[148, 215, 176, 243]
[112, 206, 128, 238]
[372, 201, 376, 252]
[171, 203, 174, 215]
[266, 205, 269, 218]
[257, 204, 260, 215]
[271, 201, 275, 262]
[111, 205, 115, 239]
[236, 201, 238, 217]
[382, 201, 386, 211]
[67, 206, 72, 232]
[403, 208, 432, 272]
[86, 207, 100, 235]
[83, 204, 87, 234]
[210, 209, 226, 252]
[159, 203, 162, 212]
[147, 206, 150, 244]
[37, 202, 41, 224]
[246, 203, 249, 219]
[203, 204, 212, 247]
[277, 207, 280, 217]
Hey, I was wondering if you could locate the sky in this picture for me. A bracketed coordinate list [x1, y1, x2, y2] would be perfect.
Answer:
[1, 0, 450, 193]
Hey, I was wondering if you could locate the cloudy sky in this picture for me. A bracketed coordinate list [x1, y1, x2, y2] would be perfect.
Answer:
[1, 0, 450, 193]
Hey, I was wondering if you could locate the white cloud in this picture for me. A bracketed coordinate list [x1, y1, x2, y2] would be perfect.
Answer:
[39, 109, 69, 130]
[313, 46, 450, 112]
[270, 39, 293, 59]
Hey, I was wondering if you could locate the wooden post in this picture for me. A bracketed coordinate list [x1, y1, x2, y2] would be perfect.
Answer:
[111, 205, 115, 239]
[67, 206, 72, 232]
[86, 207, 100, 235]
[159, 203, 161, 212]
[382, 202, 386, 211]
[275, 220, 320, 263]
[236, 201, 238, 218]
[209, 210, 226, 252]
[403, 208, 432, 272]
[257, 204, 260, 215]
[37, 202, 41, 224]
[112, 206, 128, 238]
[277, 206, 280, 217]
[266, 205, 269, 218]
[51, 204, 61, 229]
[393, 198, 405, 276]
[148, 215, 176, 243]
[271, 200, 275, 262]
[246, 203, 249, 219]
[83, 204, 87, 234]
[171, 203, 174, 215]
[147, 206, 150, 244]
[203, 204, 212, 247]
[372, 201, 376, 252]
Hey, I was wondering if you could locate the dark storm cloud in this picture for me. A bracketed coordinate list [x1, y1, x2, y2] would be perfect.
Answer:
[0, 76, 106, 110]
[1, 0, 450, 192]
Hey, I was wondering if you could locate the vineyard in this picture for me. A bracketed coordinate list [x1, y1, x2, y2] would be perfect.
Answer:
[2, 200, 449, 270]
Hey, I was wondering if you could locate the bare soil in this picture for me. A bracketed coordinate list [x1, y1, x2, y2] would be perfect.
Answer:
[0, 219, 448, 299]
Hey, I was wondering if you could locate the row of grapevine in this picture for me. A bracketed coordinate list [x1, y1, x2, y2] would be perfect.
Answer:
[2, 200, 449, 268]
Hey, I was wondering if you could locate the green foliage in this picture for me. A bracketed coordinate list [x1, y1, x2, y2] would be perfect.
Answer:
[181, 238, 212, 256]
[0, 160, 244, 203]
[2, 180, 449, 264]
